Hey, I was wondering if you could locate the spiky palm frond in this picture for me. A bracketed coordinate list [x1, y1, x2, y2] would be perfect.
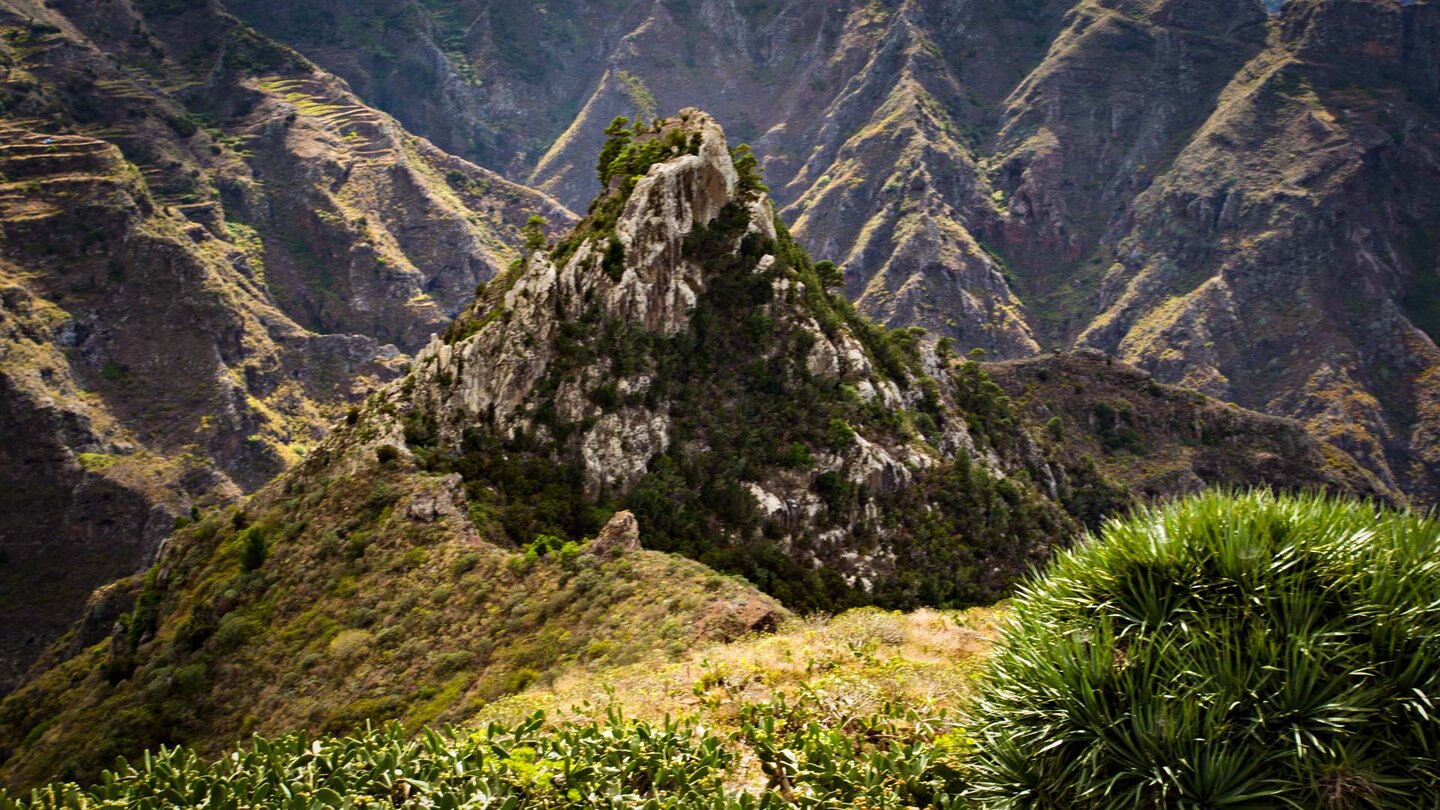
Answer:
[966, 490, 1440, 809]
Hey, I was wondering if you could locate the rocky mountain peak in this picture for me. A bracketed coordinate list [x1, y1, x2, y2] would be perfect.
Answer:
[394, 109, 775, 458]
[600, 108, 764, 334]
[298, 108, 1081, 608]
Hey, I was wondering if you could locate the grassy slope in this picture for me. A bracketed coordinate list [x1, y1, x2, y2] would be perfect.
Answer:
[0, 463, 783, 787]
[1, 606, 1001, 807]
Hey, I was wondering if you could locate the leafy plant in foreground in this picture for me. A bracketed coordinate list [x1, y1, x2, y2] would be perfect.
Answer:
[964, 490, 1440, 809]
[0, 689, 968, 809]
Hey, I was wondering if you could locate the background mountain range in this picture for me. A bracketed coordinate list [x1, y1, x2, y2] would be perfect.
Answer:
[225, 0, 1440, 503]
[0, 0, 1434, 718]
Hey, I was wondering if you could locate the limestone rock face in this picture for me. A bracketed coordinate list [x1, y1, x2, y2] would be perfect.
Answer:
[403, 474, 466, 523]
[406, 111, 746, 460]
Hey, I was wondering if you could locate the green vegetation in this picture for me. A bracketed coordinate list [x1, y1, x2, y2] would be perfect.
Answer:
[870, 452, 1068, 608]
[74, 453, 120, 472]
[237, 527, 267, 572]
[1091, 401, 1142, 454]
[1043, 416, 1064, 440]
[966, 490, 1440, 807]
[593, 116, 701, 191]
[814, 260, 843, 290]
[414, 132, 1067, 613]
[521, 215, 548, 252]
[9, 493, 1429, 807]
[0, 701, 967, 809]
[732, 143, 767, 194]
[2, 608, 988, 808]
[0, 466, 778, 787]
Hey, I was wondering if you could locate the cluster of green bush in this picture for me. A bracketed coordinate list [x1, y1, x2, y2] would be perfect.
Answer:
[967, 490, 1440, 807]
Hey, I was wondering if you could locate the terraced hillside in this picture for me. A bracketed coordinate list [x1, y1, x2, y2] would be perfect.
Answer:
[0, 0, 568, 691]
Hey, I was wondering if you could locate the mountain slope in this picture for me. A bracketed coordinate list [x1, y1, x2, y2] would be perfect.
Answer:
[988, 0, 1270, 346]
[0, 110, 1385, 789]
[1063, 0, 1440, 499]
[0, 0, 568, 691]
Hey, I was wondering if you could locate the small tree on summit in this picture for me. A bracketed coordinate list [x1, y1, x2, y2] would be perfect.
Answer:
[522, 215, 548, 252]
[596, 116, 632, 187]
[731, 143, 767, 193]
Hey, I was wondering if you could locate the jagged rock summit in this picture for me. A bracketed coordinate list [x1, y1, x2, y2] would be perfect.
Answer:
[312, 108, 1072, 606]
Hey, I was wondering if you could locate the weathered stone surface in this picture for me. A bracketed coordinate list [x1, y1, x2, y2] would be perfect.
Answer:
[589, 510, 642, 556]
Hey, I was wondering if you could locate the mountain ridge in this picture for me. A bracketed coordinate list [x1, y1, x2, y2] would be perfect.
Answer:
[221, 0, 1440, 503]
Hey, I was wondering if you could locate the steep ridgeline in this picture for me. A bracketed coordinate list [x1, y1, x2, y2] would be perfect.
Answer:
[0, 0, 568, 692]
[0, 110, 1383, 789]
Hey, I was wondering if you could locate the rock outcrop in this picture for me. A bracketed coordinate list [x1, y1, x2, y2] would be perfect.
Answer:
[588, 510, 641, 556]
